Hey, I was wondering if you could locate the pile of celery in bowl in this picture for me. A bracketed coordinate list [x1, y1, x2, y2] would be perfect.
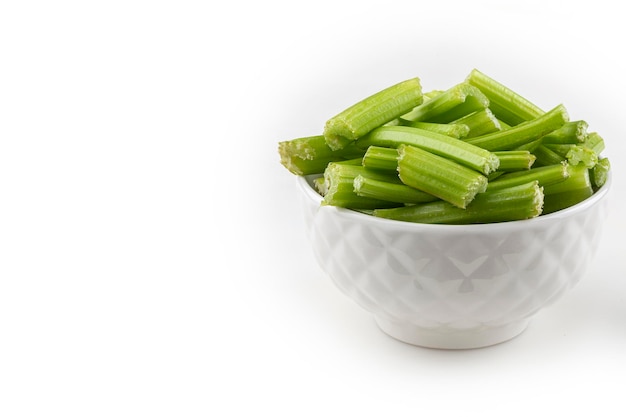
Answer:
[278, 69, 610, 224]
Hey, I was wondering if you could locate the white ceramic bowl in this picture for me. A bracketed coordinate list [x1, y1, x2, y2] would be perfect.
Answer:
[297, 174, 611, 349]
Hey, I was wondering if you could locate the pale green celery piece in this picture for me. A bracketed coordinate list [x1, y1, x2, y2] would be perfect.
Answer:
[487, 162, 569, 191]
[543, 143, 576, 158]
[353, 175, 439, 204]
[324, 77, 423, 150]
[322, 163, 402, 209]
[454, 108, 501, 138]
[397, 144, 488, 209]
[404, 121, 471, 139]
[386, 90, 444, 127]
[515, 137, 542, 152]
[488, 171, 506, 182]
[566, 146, 598, 168]
[465, 104, 569, 151]
[278, 135, 367, 175]
[334, 158, 364, 166]
[545, 132, 604, 161]
[533, 144, 565, 166]
[493, 150, 536, 171]
[398, 82, 489, 124]
[584, 132, 605, 154]
[498, 119, 512, 130]
[465, 68, 545, 126]
[357, 125, 499, 175]
[591, 157, 610, 189]
[373, 181, 543, 224]
[424, 90, 444, 100]
[540, 120, 588, 144]
[542, 164, 594, 214]
[314, 176, 327, 196]
[362, 146, 399, 173]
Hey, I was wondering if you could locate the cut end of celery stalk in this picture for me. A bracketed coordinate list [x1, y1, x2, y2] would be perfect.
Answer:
[591, 157, 611, 189]
[278, 135, 366, 175]
[400, 82, 489, 124]
[373, 181, 543, 224]
[566, 146, 598, 168]
[397, 144, 488, 209]
[323, 77, 423, 150]
[465, 69, 545, 126]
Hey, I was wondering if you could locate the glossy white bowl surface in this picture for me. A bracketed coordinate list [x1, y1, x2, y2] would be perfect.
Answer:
[297, 174, 611, 349]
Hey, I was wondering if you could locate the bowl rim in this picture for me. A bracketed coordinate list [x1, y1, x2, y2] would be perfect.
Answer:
[296, 172, 611, 232]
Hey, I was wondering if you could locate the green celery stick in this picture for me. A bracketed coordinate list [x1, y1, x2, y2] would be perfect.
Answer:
[540, 120, 588, 144]
[398, 83, 489, 124]
[397, 144, 488, 209]
[533, 144, 565, 166]
[590, 157, 610, 189]
[488, 162, 569, 191]
[402, 121, 470, 139]
[514, 137, 542, 152]
[334, 158, 364, 166]
[465, 104, 569, 151]
[487, 163, 569, 191]
[543, 143, 577, 158]
[465, 69, 545, 126]
[321, 163, 402, 209]
[424, 90, 444, 100]
[584, 132, 605, 154]
[373, 181, 544, 224]
[454, 108, 502, 138]
[357, 125, 500, 175]
[488, 171, 506, 182]
[313, 176, 327, 196]
[278, 135, 366, 175]
[542, 164, 594, 214]
[361, 146, 399, 173]
[545, 132, 603, 165]
[498, 119, 512, 130]
[566, 146, 598, 168]
[353, 175, 439, 204]
[493, 150, 536, 171]
[324, 77, 423, 150]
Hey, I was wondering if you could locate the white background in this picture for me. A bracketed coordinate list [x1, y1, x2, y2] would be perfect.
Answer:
[1, 1, 625, 416]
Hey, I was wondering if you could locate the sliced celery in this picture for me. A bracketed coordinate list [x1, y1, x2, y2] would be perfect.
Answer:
[397, 145, 488, 209]
[465, 104, 569, 151]
[398, 83, 489, 124]
[321, 163, 402, 209]
[278, 135, 366, 175]
[584, 132, 605, 154]
[515, 137, 542, 152]
[542, 164, 593, 214]
[454, 108, 501, 138]
[566, 146, 598, 168]
[591, 157, 611, 189]
[357, 125, 499, 175]
[533, 144, 565, 166]
[324, 77, 423, 150]
[373, 181, 544, 224]
[540, 120, 588, 144]
[313, 176, 327, 196]
[487, 163, 569, 191]
[465, 69, 545, 126]
[493, 150, 536, 171]
[353, 175, 438, 204]
[361, 146, 399, 173]
[545, 132, 603, 167]
[543, 143, 576, 158]
[402, 121, 470, 139]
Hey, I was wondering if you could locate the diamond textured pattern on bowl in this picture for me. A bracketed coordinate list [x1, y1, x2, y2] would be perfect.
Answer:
[297, 175, 610, 348]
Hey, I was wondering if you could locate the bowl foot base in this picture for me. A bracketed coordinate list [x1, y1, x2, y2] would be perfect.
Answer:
[374, 316, 530, 349]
